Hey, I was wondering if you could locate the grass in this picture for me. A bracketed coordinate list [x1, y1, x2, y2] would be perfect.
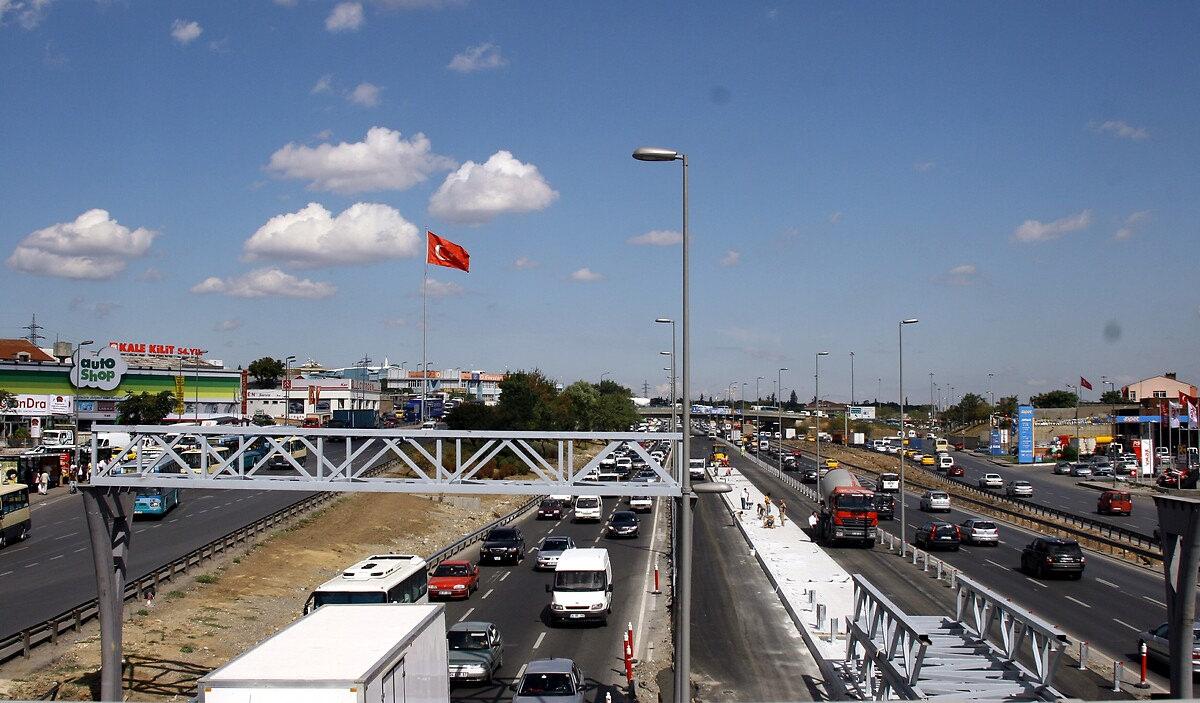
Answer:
[166, 590, 185, 600]
[195, 573, 219, 585]
[136, 609, 149, 617]
[179, 645, 194, 654]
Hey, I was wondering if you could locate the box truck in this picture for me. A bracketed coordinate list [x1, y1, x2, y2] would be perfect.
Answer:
[198, 603, 449, 703]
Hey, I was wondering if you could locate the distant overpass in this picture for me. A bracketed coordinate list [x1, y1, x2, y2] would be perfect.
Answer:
[637, 406, 822, 423]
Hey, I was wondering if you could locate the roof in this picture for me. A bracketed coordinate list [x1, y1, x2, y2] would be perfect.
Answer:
[205, 604, 441, 683]
[449, 621, 493, 632]
[555, 547, 608, 570]
[438, 559, 470, 567]
[0, 339, 55, 362]
[524, 658, 575, 674]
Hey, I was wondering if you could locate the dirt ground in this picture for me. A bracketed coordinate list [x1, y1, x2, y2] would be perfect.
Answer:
[1, 490, 526, 701]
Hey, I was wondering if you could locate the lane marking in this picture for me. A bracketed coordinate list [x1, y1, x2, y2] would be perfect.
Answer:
[54, 531, 79, 540]
[593, 536, 602, 544]
[499, 571, 510, 582]
[481, 589, 494, 600]
[1065, 596, 1090, 608]
[985, 559, 1006, 569]
[516, 664, 527, 681]
[74, 547, 88, 553]
[533, 632, 546, 649]
[1142, 595, 1167, 607]
[0, 570, 11, 576]
[49, 554, 63, 561]
[457, 607, 475, 623]
[1023, 577, 1047, 588]
[1113, 618, 1142, 632]
[1096, 578, 1120, 588]
[24, 562, 39, 568]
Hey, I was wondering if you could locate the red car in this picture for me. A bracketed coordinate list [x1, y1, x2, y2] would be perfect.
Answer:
[947, 465, 965, 478]
[428, 560, 479, 600]
[1097, 490, 1132, 516]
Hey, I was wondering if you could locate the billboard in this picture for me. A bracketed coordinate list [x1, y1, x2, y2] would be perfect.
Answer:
[1017, 405, 1034, 464]
[848, 405, 876, 420]
[990, 429, 1003, 456]
[0, 394, 74, 416]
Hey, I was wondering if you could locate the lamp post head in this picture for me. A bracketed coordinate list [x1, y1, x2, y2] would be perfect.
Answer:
[780, 367, 788, 372]
[660, 351, 672, 356]
[901, 318, 919, 325]
[80, 339, 94, 347]
[633, 147, 681, 162]
[654, 317, 674, 324]
[817, 351, 830, 357]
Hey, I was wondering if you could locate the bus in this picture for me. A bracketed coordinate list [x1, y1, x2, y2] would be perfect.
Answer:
[930, 438, 951, 455]
[268, 437, 309, 470]
[216, 435, 271, 471]
[303, 554, 428, 614]
[179, 447, 230, 475]
[1, 484, 31, 548]
[133, 487, 181, 517]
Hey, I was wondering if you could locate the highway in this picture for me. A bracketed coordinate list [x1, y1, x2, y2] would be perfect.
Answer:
[718, 439, 1190, 694]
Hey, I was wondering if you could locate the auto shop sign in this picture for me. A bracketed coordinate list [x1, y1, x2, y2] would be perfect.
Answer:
[0, 394, 74, 416]
[70, 345, 129, 391]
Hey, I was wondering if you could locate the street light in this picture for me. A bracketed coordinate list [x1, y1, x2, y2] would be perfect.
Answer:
[633, 144, 693, 703]
[657, 317, 677, 436]
[740, 382, 747, 441]
[600, 370, 612, 384]
[777, 368, 788, 474]
[898, 319, 919, 554]
[845, 352, 854, 446]
[284, 355, 296, 426]
[815, 352, 830, 497]
[755, 376, 765, 443]
[660, 351, 675, 434]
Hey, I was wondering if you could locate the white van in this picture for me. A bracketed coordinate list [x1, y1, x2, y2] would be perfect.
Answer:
[688, 458, 707, 481]
[573, 496, 602, 522]
[547, 548, 612, 625]
[938, 454, 954, 471]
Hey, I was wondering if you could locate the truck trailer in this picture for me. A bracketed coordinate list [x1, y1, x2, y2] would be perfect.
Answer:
[198, 603, 449, 703]
[817, 468, 878, 546]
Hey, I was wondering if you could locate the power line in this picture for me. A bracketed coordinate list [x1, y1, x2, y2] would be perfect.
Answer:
[22, 313, 45, 345]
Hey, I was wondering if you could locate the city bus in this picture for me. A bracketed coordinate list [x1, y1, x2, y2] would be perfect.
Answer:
[0, 483, 31, 548]
[267, 437, 309, 470]
[216, 435, 271, 471]
[180, 447, 230, 475]
[302, 554, 429, 614]
[133, 487, 181, 517]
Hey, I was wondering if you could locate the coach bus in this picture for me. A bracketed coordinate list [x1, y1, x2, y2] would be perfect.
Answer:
[303, 554, 429, 614]
[0, 484, 31, 548]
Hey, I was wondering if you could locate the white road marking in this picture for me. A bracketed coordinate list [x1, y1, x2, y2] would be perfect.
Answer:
[1143, 595, 1167, 607]
[24, 562, 38, 568]
[985, 559, 1006, 569]
[1023, 577, 1047, 588]
[1065, 596, 1090, 608]
[1113, 618, 1142, 632]
[0, 570, 11, 576]
[593, 536, 602, 544]
[481, 589, 494, 600]
[49, 553, 63, 560]
[54, 531, 79, 540]
[533, 632, 546, 649]
[516, 664, 527, 681]
[1096, 578, 1120, 588]
[632, 496, 663, 662]
[73, 547, 88, 553]
[457, 607, 474, 623]
[499, 571, 510, 582]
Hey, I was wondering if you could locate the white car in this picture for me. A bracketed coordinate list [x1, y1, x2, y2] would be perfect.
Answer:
[572, 496, 603, 522]
[628, 496, 652, 512]
[1006, 480, 1033, 497]
[978, 473, 1003, 489]
[920, 491, 951, 512]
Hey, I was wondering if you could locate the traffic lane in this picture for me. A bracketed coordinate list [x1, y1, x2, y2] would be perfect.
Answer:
[443, 497, 662, 703]
[691, 489, 821, 702]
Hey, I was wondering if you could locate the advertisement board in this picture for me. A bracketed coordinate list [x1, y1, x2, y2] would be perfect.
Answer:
[848, 405, 877, 420]
[990, 429, 1003, 456]
[1017, 405, 1034, 464]
[1, 394, 74, 416]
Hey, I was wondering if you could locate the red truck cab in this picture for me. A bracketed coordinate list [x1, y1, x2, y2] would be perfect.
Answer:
[1097, 490, 1132, 516]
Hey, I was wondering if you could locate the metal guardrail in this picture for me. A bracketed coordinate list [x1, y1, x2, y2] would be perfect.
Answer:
[846, 574, 932, 699]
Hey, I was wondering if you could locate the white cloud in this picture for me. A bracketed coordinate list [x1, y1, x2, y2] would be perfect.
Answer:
[828, 211, 843, 224]
[191, 268, 336, 299]
[447, 43, 508, 73]
[6, 209, 157, 280]
[348, 82, 381, 107]
[1012, 210, 1092, 242]
[243, 202, 420, 268]
[139, 267, 163, 282]
[266, 127, 456, 194]
[1090, 120, 1149, 141]
[945, 263, 978, 286]
[719, 249, 741, 267]
[69, 296, 121, 319]
[913, 161, 936, 173]
[325, 1, 364, 31]
[570, 267, 603, 282]
[1, 0, 51, 29]
[429, 150, 558, 224]
[421, 278, 464, 297]
[311, 74, 333, 94]
[627, 229, 682, 246]
[513, 256, 539, 270]
[170, 19, 202, 45]
[214, 319, 242, 332]
[1115, 210, 1151, 240]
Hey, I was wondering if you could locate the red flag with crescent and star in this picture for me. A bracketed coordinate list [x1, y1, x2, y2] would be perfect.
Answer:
[426, 231, 470, 272]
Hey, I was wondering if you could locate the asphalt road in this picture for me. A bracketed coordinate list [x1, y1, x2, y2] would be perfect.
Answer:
[718, 440, 1189, 695]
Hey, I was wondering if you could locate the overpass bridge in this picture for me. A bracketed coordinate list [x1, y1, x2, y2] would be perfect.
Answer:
[637, 405, 823, 423]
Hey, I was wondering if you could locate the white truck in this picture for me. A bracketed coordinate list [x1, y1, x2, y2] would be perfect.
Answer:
[198, 603, 449, 703]
[688, 457, 707, 481]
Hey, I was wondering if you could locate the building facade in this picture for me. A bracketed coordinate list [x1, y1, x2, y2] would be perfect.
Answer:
[1121, 373, 1198, 402]
[246, 378, 381, 423]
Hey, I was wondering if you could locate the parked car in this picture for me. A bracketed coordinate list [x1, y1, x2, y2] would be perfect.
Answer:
[1021, 537, 1085, 579]
[479, 527, 525, 564]
[1054, 461, 1073, 475]
[920, 490, 951, 512]
[1091, 466, 1116, 479]
[535, 535, 576, 571]
[1005, 480, 1033, 497]
[959, 519, 999, 546]
[947, 465, 965, 478]
[447, 621, 504, 683]
[537, 499, 565, 520]
[914, 521, 961, 551]
[429, 560, 479, 599]
[978, 473, 1004, 489]
[1069, 464, 1093, 478]
[511, 658, 585, 703]
[1137, 620, 1200, 674]
[1097, 490, 1133, 515]
[605, 510, 640, 538]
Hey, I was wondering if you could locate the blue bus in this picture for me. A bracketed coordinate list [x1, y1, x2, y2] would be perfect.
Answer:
[134, 487, 180, 517]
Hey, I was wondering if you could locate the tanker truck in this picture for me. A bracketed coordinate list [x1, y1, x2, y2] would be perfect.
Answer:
[817, 468, 878, 546]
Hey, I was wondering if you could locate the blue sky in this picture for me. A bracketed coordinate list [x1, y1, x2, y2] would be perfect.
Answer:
[2, 1, 1198, 404]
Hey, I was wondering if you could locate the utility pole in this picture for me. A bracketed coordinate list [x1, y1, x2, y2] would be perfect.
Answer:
[22, 313, 45, 346]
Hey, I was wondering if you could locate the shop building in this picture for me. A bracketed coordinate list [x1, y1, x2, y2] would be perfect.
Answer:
[246, 378, 381, 423]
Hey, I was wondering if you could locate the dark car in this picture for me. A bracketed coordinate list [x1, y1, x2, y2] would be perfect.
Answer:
[323, 418, 347, 442]
[605, 510, 640, 538]
[1021, 537, 1085, 579]
[537, 499, 564, 520]
[947, 465, 965, 478]
[872, 493, 896, 521]
[447, 621, 504, 683]
[800, 468, 818, 483]
[480, 527, 525, 564]
[914, 521, 961, 551]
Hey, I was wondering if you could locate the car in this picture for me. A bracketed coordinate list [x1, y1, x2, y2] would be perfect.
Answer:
[1138, 620, 1200, 674]
[573, 496, 603, 521]
[1118, 460, 1138, 477]
[629, 495, 652, 512]
[323, 418, 348, 441]
[978, 473, 1003, 489]
[1098, 490, 1133, 515]
[605, 510, 640, 538]
[800, 468, 818, 483]
[634, 468, 660, 483]
[873, 493, 896, 521]
[1069, 463, 1093, 478]
[914, 521, 961, 551]
[1005, 480, 1033, 497]
[947, 465, 965, 478]
[479, 527, 525, 564]
[1021, 537, 1085, 578]
[511, 658, 585, 703]
[937, 454, 954, 471]
[920, 455, 936, 467]
[824, 458, 839, 470]
[536, 535, 576, 571]
[959, 519, 999, 546]
[447, 621, 504, 683]
[429, 560, 479, 599]
[1091, 466, 1115, 479]
[877, 472, 900, 492]
[1053, 461, 1074, 475]
[920, 490, 951, 512]
[537, 498, 565, 520]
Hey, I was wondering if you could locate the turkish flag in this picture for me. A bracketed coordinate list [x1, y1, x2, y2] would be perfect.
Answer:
[426, 231, 470, 272]
[1079, 376, 1092, 391]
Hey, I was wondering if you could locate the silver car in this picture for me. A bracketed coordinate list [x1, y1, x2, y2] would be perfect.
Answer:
[920, 490, 951, 512]
[1005, 480, 1033, 497]
[535, 535, 576, 571]
[511, 658, 585, 703]
[978, 473, 1004, 489]
[959, 519, 999, 545]
[1138, 620, 1200, 673]
[1069, 463, 1093, 478]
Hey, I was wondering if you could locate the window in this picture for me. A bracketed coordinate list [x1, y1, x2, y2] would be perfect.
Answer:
[2, 489, 30, 515]
[1153, 391, 1167, 399]
[386, 571, 428, 603]
[1128, 391, 1137, 401]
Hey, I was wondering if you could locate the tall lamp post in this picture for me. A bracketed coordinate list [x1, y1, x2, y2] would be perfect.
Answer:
[814, 351, 829, 496]
[656, 318, 677, 435]
[898, 319, 919, 552]
[740, 382, 747, 441]
[755, 376, 765, 440]
[844, 352, 854, 445]
[777, 368, 788, 473]
[283, 355, 296, 425]
[633, 145, 694, 702]
[72, 340, 94, 433]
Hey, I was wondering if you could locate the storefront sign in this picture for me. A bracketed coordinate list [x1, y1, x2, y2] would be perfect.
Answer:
[108, 341, 206, 357]
[71, 346, 128, 391]
[0, 394, 74, 416]
[1017, 405, 1034, 464]
[990, 429, 1003, 456]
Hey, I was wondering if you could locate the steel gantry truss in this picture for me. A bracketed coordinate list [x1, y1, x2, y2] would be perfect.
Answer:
[89, 426, 684, 497]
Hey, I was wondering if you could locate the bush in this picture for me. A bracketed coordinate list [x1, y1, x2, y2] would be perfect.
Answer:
[195, 573, 219, 584]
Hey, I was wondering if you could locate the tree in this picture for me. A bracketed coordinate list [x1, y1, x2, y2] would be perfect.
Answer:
[494, 370, 560, 430]
[1031, 390, 1077, 408]
[941, 393, 993, 427]
[595, 379, 631, 397]
[593, 393, 639, 431]
[444, 401, 497, 430]
[995, 396, 1018, 417]
[787, 390, 799, 410]
[248, 357, 285, 389]
[118, 391, 176, 424]
[1100, 390, 1123, 404]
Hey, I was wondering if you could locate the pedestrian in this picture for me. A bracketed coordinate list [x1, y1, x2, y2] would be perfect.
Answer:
[741, 487, 750, 510]
[756, 502, 765, 521]
[778, 499, 787, 526]
[807, 510, 819, 533]
[38, 470, 49, 495]
[763, 501, 776, 528]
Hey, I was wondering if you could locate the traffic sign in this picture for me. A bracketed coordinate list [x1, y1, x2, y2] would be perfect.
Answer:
[282, 379, 292, 390]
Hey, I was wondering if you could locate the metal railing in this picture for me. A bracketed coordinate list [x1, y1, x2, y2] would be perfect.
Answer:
[845, 574, 932, 699]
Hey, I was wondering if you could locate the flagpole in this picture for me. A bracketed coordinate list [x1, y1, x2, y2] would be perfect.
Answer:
[422, 229, 428, 427]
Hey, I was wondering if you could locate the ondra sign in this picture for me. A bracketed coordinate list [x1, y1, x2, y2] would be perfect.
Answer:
[70, 346, 129, 391]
